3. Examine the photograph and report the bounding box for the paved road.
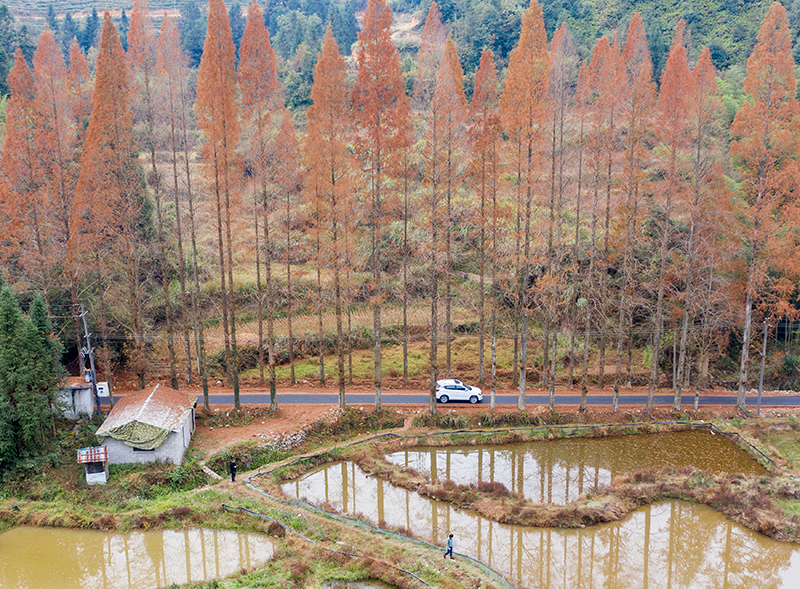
[193,392,800,407]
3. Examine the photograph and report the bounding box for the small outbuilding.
[59,377,95,419]
[77,446,109,485]
[96,384,197,465]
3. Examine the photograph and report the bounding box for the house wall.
[60,388,95,420]
[101,410,194,465]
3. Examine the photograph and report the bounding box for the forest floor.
[109,375,800,454]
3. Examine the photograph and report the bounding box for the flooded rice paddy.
[281,432,799,588]
[0,526,275,589]
[384,430,767,504]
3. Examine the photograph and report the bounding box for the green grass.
[241,335,522,384]
[773,498,800,518]
[759,432,800,470]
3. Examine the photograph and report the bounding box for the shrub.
[412,412,470,430]
[474,411,543,428]
[208,441,290,475]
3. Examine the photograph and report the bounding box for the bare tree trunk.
[155,171,179,390]
[429,123,440,415]
[445,166,452,378]
[169,127,192,386]
[222,155,240,408]
[285,190,295,385]
[333,213,345,407]
[373,159,383,412]
[518,144,533,411]
[478,162,486,386]
[402,152,410,385]
[649,175,675,410]
[254,191,265,385]
[316,220,326,385]
[212,162,232,388]
[262,196,277,411]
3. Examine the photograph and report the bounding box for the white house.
[96,384,197,465]
[59,378,95,419]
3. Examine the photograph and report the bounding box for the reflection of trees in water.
[384,432,765,505]
[0,527,274,589]
[286,462,798,588]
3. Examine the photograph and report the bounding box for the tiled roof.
[96,384,197,437]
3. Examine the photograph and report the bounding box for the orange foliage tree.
[303,27,355,407]
[196,0,242,407]
[499,0,549,409]
[158,15,210,404]
[239,0,283,408]
[578,36,621,397]
[412,0,446,111]
[675,46,728,401]
[543,22,577,407]
[129,0,181,390]
[731,2,800,410]
[650,24,691,410]
[351,0,411,411]
[72,13,147,389]
[2,51,46,299]
[33,27,83,349]
[469,47,502,407]
[615,14,655,411]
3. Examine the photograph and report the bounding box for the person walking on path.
[444,533,454,559]
[229,458,237,482]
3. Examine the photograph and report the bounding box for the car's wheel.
[469,395,479,404]
[439,394,449,404]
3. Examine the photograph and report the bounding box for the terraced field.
[7,1,184,18]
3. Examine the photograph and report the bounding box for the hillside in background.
[0,0,786,110]
[0,0,786,70]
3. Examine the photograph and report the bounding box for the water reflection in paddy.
[283,459,799,588]
[0,526,275,589]
[385,430,767,504]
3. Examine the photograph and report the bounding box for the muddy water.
[283,461,800,588]
[0,526,274,589]
[323,582,395,589]
[385,430,767,504]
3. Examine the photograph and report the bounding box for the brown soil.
[109,376,800,454]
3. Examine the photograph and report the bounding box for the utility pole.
[75,304,102,415]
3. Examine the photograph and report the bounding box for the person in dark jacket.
[229,458,237,482]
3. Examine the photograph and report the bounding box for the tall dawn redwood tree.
[157,16,210,406]
[675,46,726,403]
[2,51,48,302]
[72,13,148,389]
[616,13,655,413]
[731,1,800,411]
[499,0,549,410]
[196,0,242,408]
[412,1,446,111]
[469,47,501,408]
[651,24,691,411]
[239,0,283,410]
[304,27,355,408]
[33,27,82,353]
[351,0,411,412]
[129,0,180,391]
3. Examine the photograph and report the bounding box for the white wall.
[60,387,94,420]
[101,411,194,465]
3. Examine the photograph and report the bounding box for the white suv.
[435,379,483,404]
